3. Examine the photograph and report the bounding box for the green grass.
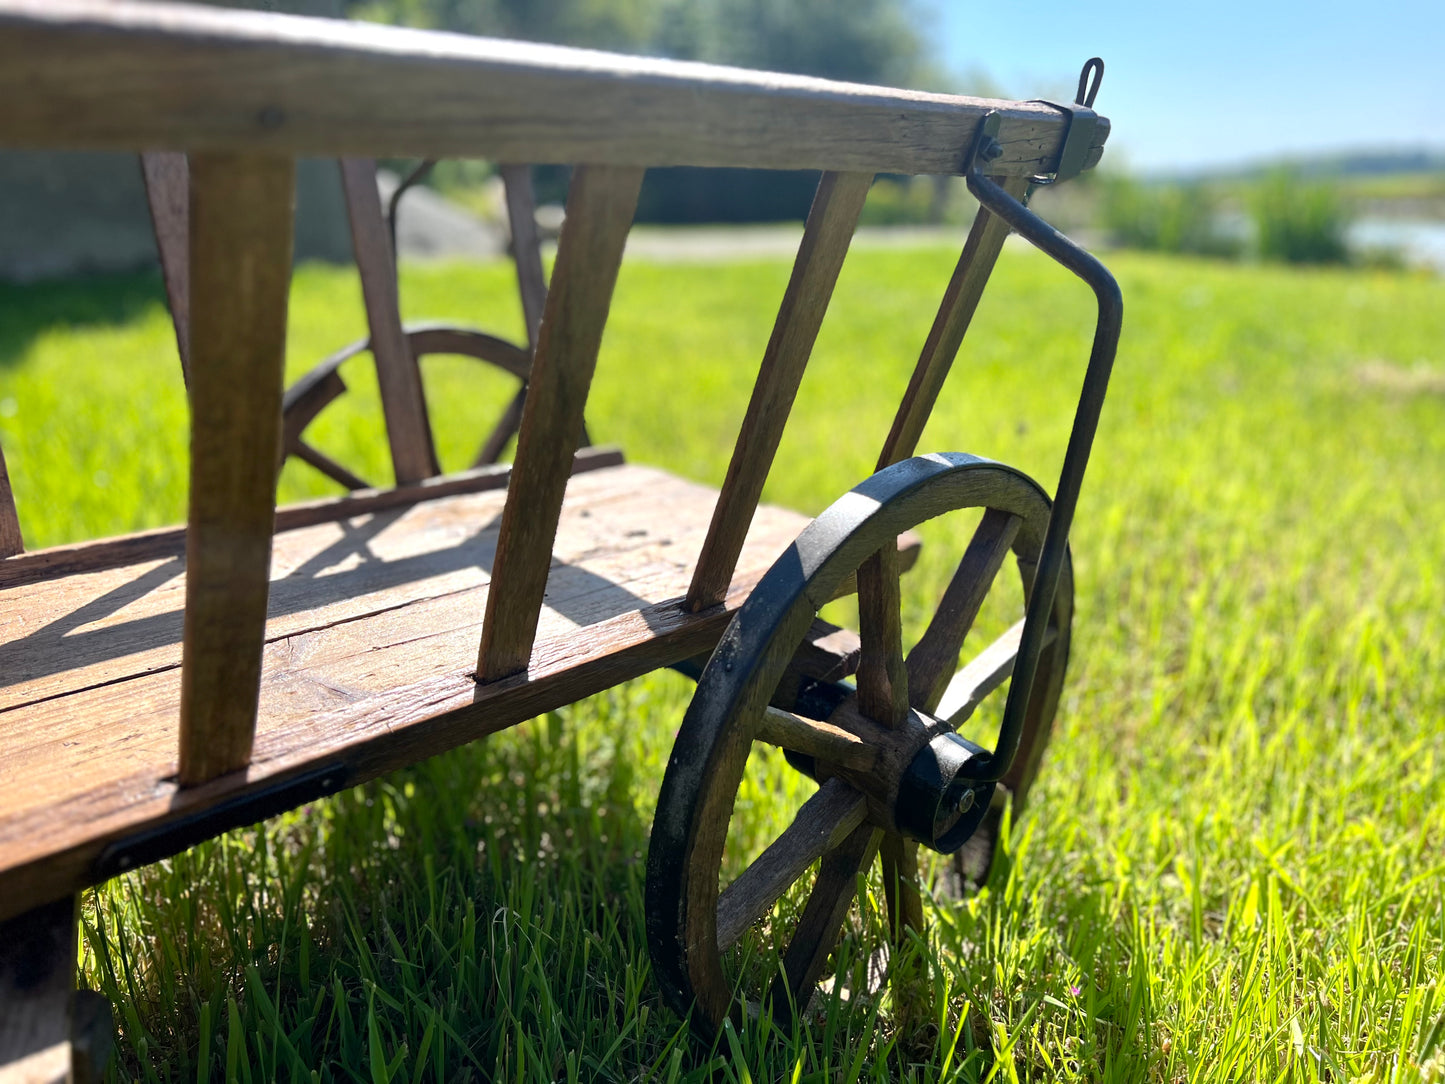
[2,244,1443,1081]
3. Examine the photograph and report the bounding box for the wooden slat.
[0,3,1109,178]
[716,777,867,951]
[476,164,643,681]
[876,174,1030,470]
[339,157,439,484]
[0,445,625,591]
[687,171,872,610]
[139,150,191,381]
[177,151,295,787]
[0,447,22,558]
[0,895,75,1082]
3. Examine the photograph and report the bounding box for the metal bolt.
[978,137,1003,163]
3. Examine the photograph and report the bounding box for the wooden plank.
[715,778,866,951]
[339,157,438,484]
[0,895,75,1083]
[686,171,871,610]
[0,467,815,921]
[0,3,1109,178]
[0,446,625,590]
[178,151,295,787]
[875,174,1030,470]
[476,164,642,681]
[0,447,22,558]
[139,150,191,381]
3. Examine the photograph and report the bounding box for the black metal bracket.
[93,763,352,880]
[958,73,1122,786]
[1024,57,1105,187]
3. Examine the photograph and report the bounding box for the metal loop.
[1075,57,1104,108]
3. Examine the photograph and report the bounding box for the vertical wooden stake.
[686,171,872,611]
[178,152,295,787]
[500,163,548,349]
[339,157,439,485]
[476,164,643,682]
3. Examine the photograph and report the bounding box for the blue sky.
[934,0,1445,173]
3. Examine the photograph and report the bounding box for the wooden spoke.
[339,157,439,485]
[291,440,371,492]
[770,822,881,1023]
[477,164,643,682]
[686,171,872,611]
[905,509,1021,714]
[879,833,924,941]
[716,778,868,951]
[178,151,295,786]
[472,386,527,468]
[935,618,1058,728]
[856,542,908,728]
[756,706,876,771]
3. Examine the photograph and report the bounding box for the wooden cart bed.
[0,456,923,922]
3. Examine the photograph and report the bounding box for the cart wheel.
[282,324,544,490]
[646,452,1072,1037]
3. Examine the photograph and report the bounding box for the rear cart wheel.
[646,452,1073,1037]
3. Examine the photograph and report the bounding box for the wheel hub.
[893,731,997,854]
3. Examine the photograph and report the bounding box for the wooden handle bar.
[0,1,1107,177]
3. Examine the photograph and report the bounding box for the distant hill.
[1162,148,1445,185]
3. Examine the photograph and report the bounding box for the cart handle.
[962,110,1123,784]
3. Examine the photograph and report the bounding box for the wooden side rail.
[0,3,1105,178]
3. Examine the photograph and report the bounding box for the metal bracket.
[957,68,1122,786]
[1026,57,1105,186]
[93,763,352,880]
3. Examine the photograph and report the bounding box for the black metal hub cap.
[894,731,997,854]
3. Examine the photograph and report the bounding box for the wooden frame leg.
[0,897,76,1083]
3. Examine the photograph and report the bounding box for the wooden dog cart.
[0,1,1119,1074]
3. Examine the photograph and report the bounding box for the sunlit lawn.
[1,242,1442,1081]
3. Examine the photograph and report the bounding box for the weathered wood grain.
[339,156,438,484]
[139,150,191,380]
[0,3,1108,178]
[0,464,818,921]
[177,151,295,787]
[715,778,866,951]
[0,896,75,1082]
[876,175,1030,470]
[687,171,872,610]
[500,163,547,348]
[477,164,642,681]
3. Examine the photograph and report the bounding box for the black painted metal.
[93,764,352,880]
[962,111,1123,785]
[894,728,997,854]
